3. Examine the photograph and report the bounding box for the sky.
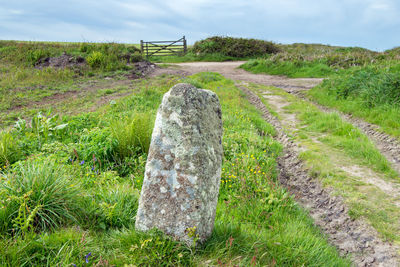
[0,0,399,51]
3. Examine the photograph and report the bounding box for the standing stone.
[135,83,223,245]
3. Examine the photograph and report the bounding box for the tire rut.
[286,90,400,176]
[237,84,399,267]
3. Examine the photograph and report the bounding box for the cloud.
[0,0,399,50]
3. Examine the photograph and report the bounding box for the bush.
[192,36,279,58]
[0,159,84,235]
[111,112,154,158]
[86,51,105,69]
[0,131,21,166]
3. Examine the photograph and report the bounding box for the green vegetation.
[240,42,400,141]
[0,71,350,266]
[0,40,146,127]
[249,83,400,243]
[308,67,400,138]
[241,43,399,78]
[111,112,154,158]
[192,36,279,58]
[151,36,280,63]
[150,52,241,63]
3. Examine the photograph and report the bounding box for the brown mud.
[35,52,85,69]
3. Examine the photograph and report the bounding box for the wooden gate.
[140,36,187,57]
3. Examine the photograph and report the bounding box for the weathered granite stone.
[135,83,223,245]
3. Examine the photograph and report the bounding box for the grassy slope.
[0,71,350,266]
[249,83,400,243]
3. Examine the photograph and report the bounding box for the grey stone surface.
[135,83,223,245]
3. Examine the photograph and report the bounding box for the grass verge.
[308,67,400,139]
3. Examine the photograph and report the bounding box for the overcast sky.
[0,0,399,51]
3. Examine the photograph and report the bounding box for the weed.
[111,112,154,158]
[0,131,21,166]
[0,159,84,235]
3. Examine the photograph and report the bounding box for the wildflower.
[80,160,85,165]
[91,166,95,171]
[85,252,92,263]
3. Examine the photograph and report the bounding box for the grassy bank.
[308,67,400,139]
[240,44,400,78]
[0,73,350,266]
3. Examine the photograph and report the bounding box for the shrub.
[0,159,83,235]
[111,112,154,158]
[192,36,280,58]
[86,51,105,69]
[0,131,21,166]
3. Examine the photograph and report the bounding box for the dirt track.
[164,62,400,266]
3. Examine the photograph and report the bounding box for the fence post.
[140,40,144,54]
[183,36,187,54]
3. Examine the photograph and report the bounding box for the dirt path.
[167,62,400,266]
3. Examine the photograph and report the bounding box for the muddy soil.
[128,61,159,79]
[35,52,85,69]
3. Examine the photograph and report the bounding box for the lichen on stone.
[135,83,223,245]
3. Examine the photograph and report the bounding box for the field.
[1,37,400,266]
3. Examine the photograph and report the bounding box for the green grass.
[240,44,399,78]
[150,52,245,63]
[0,40,147,128]
[253,84,398,180]
[241,58,335,78]
[0,72,351,266]
[308,67,400,139]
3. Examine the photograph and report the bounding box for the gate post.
[183,36,187,54]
